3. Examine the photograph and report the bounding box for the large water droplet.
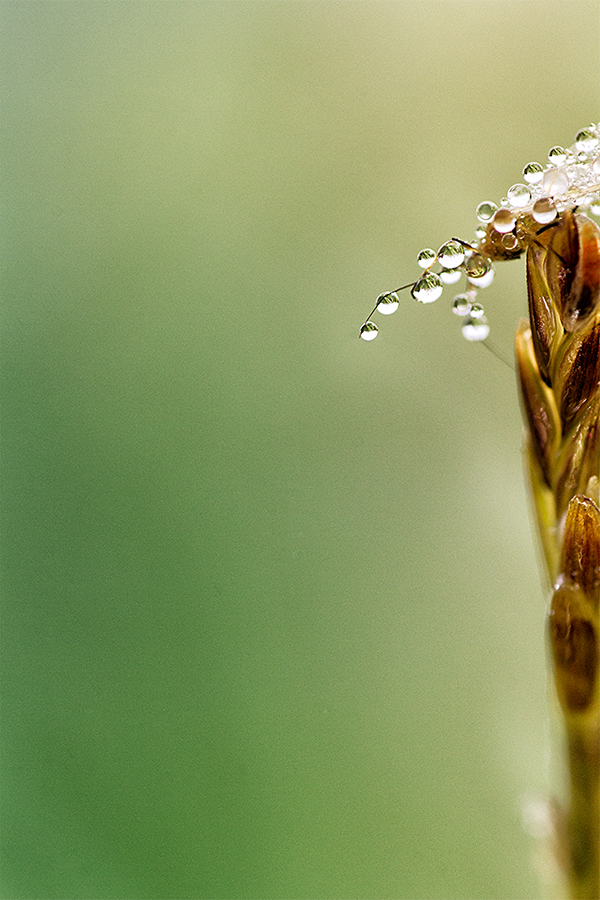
[437,240,465,269]
[452,293,472,315]
[440,268,461,284]
[548,146,567,165]
[469,303,485,319]
[492,208,516,234]
[575,128,599,154]
[507,184,531,208]
[376,292,399,314]
[360,321,378,340]
[412,272,443,303]
[462,316,489,341]
[464,253,491,278]
[417,248,436,268]
[522,162,544,184]
[476,201,498,222]
[467,262,494,288]
[542,167,570,195]
[532,197,557,224]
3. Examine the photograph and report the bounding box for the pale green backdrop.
[1,2,599,898]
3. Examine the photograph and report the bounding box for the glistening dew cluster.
[359,125,600,344]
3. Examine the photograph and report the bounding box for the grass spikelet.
[360,124,600,899]
[515,209,599,900]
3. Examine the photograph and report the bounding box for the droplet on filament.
[359,321,378,340]
[412,273,443,303]
[376,292,400,315]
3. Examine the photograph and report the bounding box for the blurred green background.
[1,2,598,898]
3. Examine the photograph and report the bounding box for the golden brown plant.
[512,210,599,900]
[361,127,600,899]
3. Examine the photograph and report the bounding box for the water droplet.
[522,798,554,840]
[440,268,461,284]
[437,240,465,269]
[593,157,600,176]
[515,219,530,240]
[575,128,599,154]
[476,201,498,222]
[360,321,378,340]
[412,272,443,303]
[532,197,557,224]
[452,294,472,315]
[464,253,491,278]
[462,316,489,341]
[417,248,437,268]
[507,184,531,208]
[376,292,399,315]
[588,193,600,216]
[542,167,570,195]
[522,162,544,184]
[492,208,516,234]
[469,303,485,319]
[467,267,494,288]
[474,224,486,240]
[548,146,567,165]
[501,233,519,250]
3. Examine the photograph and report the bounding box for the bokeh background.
[2,2,599,898]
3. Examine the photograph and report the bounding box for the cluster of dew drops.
[359,125,600,344]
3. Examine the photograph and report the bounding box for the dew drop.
[412,272,443,303]
[575,128,599,154]
[522,162,544,184]
[542,167,570,196]
[493,208,517,234]
[548,146,567,165]
[437,240,465,269]
[588,193,600,216]
[360,321,378,340]
[417,248,437,268]
[376,292,400,315]
[440,268,462,284]
[468,267,494,288]
[469,303,485,319]
[462,315,490,341]
[474,224,486,240]
[452,294,472,316]
[464,253,491,278]
[522,799,554,841]
[532,197,557,224]
[507,184,531,208]
[515,219,531,241]
[593,157,600,176]
[501,233,519,250]
[476,201,498,222]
